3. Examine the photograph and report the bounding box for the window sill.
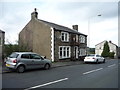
[59,57,71,59]
[61,41,69,43]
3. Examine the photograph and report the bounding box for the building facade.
[95,40,118,58]
[19,9,87,62]
[0,30,5,62]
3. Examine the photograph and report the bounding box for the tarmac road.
[2,59,119,89]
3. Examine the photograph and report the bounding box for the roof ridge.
[95,40,118,47]
[0,29,5,33]
[39,19,87,36]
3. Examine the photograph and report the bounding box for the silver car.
[5,52,52,73]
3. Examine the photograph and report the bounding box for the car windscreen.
[9,53,19,58]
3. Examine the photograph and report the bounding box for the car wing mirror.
[41,56,46,59]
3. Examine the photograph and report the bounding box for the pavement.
[0,60,84,73]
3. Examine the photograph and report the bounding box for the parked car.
[5,52,52,73]
[84,54,105,63]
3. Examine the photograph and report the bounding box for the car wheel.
[17,66,25,73]
[96,59,99,64]
[103,59,105,63]
[44,64,50,70]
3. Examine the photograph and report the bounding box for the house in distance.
[95,40,119,58]
[19,8,87,62]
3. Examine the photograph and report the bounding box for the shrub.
[109,52,115,59]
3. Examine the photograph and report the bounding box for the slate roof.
[39,19,87,36]
[95,40,118,47]
[0,30,5,33]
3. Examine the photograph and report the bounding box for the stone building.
[95,40,118,58]
[19,9,87,62]
[0,30,5,62]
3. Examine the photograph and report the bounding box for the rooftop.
[0,30,5,33]
[39,19,87,36]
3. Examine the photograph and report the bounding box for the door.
[20,54,34,69]
[96,55,102,62]
[30,54,45,68]
[74,46,78,59]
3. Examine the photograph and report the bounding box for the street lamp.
[87,14,101,54]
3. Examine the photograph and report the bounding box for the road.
[2,59,119,89]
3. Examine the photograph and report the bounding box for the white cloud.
[1,0,119,2]
[89,17,118,47]
[0,1,118,47]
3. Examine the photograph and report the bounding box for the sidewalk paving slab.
[1,61,84,73]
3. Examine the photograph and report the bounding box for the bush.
[4,44,30,58]
[109,52,115,59]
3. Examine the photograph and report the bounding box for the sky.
[0,0,119,48]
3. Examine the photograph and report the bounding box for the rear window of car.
[9,53,19,58]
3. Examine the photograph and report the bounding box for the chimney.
[72,25,78,31]
[31,8,38,19]
[109,40,112,43]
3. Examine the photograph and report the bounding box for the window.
[9,53,19,58]
[67,47,70,57]
[79,49,86,56]
[61,33,64,41]
[61,32,69,42]
[80,35,85,43]
[96,55,101,57]
[59,46,71,59]
[63,47,66,57]
[30,54,41,59]
[21,54,30,59]
[76,35,78,42]
[59,47,62,58]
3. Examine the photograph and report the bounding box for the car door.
[97,55,103,62]
[30,54,45,69]
[96,55,101,62]
[20,54,35,69]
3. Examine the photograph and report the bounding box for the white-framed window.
[59,46,71,59]
[79,48,86,56]
[61,32,69,42]
[76,35,78,42]
[80,35,85,43]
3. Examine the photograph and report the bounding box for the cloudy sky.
[0,0,119,47]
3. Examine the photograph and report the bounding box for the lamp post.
[88,14,101,54]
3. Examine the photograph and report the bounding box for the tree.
[4,40,31,58]
[101,41,110,57]
[4,44,19,57]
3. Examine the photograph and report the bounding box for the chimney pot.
[109,40,112,43]
[31,8,38,19]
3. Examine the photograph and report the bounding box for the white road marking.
[108,64,116,67]
[83,68,103,75]
[24,78,68,90]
